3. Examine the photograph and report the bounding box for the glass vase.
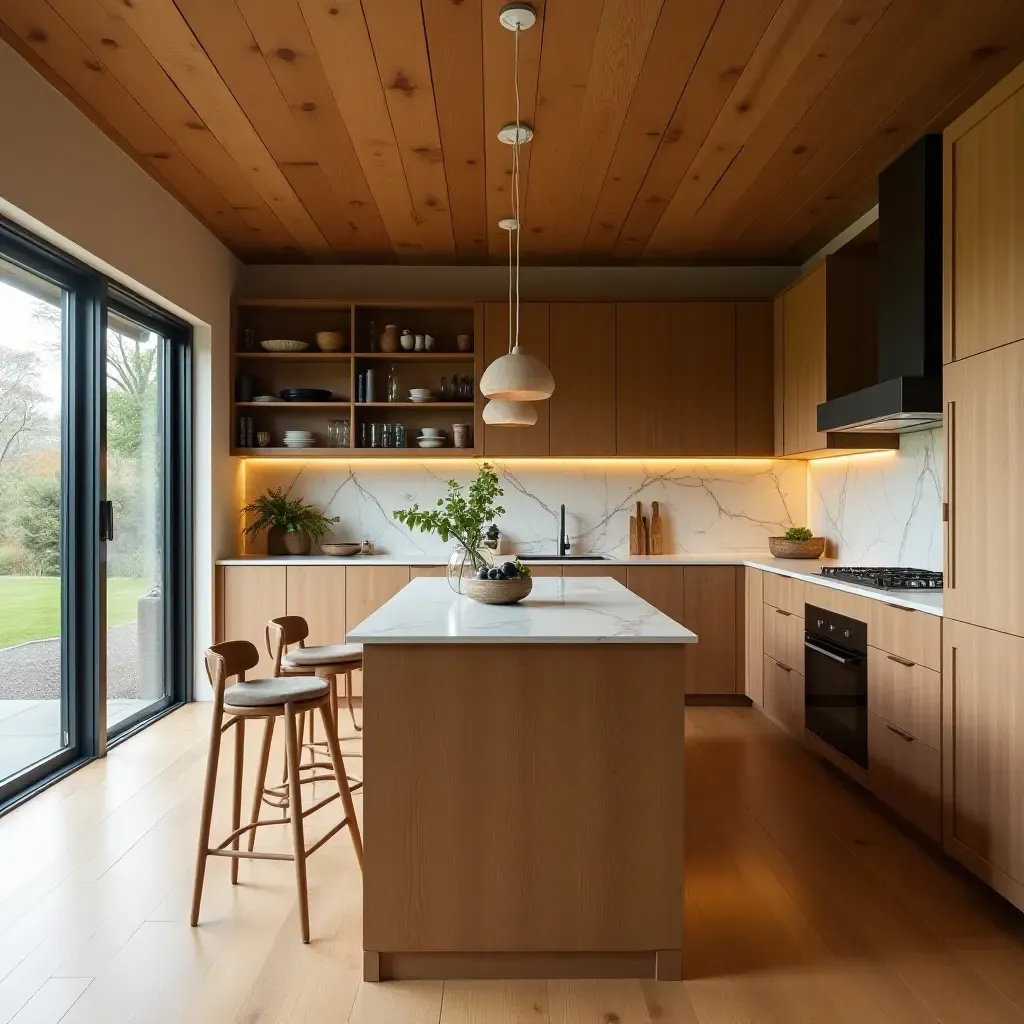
[446,543,494,594]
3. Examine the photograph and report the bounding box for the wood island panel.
[362,642,685,980]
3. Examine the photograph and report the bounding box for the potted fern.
[241,487,340,556]
[769,526,826,559]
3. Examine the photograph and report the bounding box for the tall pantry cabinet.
[942,60,1024,913]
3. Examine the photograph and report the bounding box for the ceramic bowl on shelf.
[315,330,348,352]
[417,438,446,449]
[279,388,333,402]
[420,427,443,437]
[260,339,308,353]
[251,394,277,403]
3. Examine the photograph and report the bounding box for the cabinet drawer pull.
[886,653,916,668]
[885,603,916,612]
[885,723,915,742]
[776,662,792,673]
[775,608,792,617]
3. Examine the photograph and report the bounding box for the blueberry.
[475,567,490,580]
[487,567,503,580]
[500,561,519,579]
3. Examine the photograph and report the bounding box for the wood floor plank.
[8,976,92,1024]
[347,980,444,1024]
[439,980,549,1023]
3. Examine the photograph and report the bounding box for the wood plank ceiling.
[2,0,1024,264]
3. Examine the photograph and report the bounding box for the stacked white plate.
[283,430,316,449]
[409,389,434,404]
[417,427,445,449]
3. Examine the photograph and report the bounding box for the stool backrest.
[266,615,310,676]
[205,640,259,699]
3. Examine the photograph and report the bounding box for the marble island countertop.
[219,551,943,616]
[346,576,699,645]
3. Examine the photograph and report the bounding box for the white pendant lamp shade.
[482,398,538,427]
[480,345,555,401]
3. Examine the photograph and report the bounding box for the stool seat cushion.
[224,676,328,707]
[282,643,363,669]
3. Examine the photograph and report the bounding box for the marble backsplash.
[241,459,808,558]
[807,428,943,570]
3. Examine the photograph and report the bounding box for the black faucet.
[558,504,571,557]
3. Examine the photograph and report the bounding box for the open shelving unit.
[232,300,484,457]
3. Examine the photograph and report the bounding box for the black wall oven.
[804,605,868,769]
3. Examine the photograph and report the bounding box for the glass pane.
[106,310,166,733]
[0,258,68,783]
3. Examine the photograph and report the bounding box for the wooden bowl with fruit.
[462,559,533,604]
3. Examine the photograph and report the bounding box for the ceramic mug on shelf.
[399,329,415,351]
[414,334,425,351]
[255,431,271,448]
[456,333,472,352]
[452,423,470,449]
[424,334,435,351]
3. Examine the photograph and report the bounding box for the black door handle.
[100,500,114,541]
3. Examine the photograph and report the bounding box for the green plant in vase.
[393,464,508,591]
[241,487,340,556]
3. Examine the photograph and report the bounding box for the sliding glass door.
[0,218,192,807]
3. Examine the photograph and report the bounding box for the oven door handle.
[804,640,863,666]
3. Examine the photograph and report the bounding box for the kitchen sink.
[521,554,610,561]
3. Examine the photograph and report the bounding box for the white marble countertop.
[219,552,943,616]
[346,577,699,645]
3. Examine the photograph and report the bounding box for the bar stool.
[191,640,362,944]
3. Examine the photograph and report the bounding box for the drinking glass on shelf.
[370,422,386,448]
[440,376,449,401]
[382,422,394,448]
[394,423,407,448]
[256,430,271,448]
[328,419,350,447]
[359,421,369,448]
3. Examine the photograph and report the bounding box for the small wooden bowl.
[321,542,362,557]
[315,330,348,352]
[462,576,533,604]
[768,536,826,559]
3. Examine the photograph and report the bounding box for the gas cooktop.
[818,567,943,591]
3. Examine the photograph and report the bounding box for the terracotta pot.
[266,526,288,556]
[768,536,826,559]
[379,324,399,353]
[283,529,311,556]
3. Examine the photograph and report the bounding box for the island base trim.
[363,949,683,982]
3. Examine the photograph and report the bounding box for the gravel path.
[0,622,144,699]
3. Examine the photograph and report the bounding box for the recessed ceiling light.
[498,217,520,231]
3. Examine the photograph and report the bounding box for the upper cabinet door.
[482,303,550,457]
[735,302,775,456]
[946,79,1024,364]
[548,304,616,456]
[782,265,827,455]
[616,302,736,456]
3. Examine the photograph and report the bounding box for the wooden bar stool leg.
[248,717,275,853]
[284,703,311,943]
[191,703,224,927]
[345,670,361,732]
[319,703,363,870]
[231,718,246,884]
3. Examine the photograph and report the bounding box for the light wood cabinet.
[763,604,803,674]
[616,302,736,456]
[942,619,1024,912]
[780,264,828,455]
[626,565,738,694]
[410,566,446,578]
[944,66,1024,364]
[736,302,775,455]
[944,342,1024,637]
[561,564,628,585]
[548,304,616,456]
[219,565,287,677]
[345,565,411,696]
[285,565,347,646]
[763,573,807,617]
[744,568,764,706]
[482,302,550,457]
[867,647,940,750]
[868,713,941,841]
[682,566,739,695]
[763,654,804,737]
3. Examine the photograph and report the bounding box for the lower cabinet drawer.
[763,604,804,673]
[868,712,941,840]
[763,654,804,738]
[763,573,806,616]
[867,647,941,749]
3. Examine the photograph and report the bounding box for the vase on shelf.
[380,324,399,353]
[446,543,494,595]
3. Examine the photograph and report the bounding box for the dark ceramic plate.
[279,388,334,402]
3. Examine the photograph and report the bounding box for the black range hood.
[817,135,943,434]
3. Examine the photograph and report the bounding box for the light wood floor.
[1,704,1024,1023]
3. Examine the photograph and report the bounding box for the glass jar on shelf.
[328,419,350,448]
[387,363,400,402]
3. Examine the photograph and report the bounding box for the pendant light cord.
[512,23,522,355]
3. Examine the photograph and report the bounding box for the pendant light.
[480,3,555,412]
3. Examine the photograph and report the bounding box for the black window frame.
[0,215,193,810]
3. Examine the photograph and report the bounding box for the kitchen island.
[347,575,696,982]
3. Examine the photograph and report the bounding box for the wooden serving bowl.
[461,575,533,604]
[768,536,826,559]
[321,542,362,557]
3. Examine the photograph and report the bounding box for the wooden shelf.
[355,402,474,408]
[352,352,475,361]
[237,401,350,408]
[233,447,477,458]
[235,352,353,360]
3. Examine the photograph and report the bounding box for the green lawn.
[0,576,150,649]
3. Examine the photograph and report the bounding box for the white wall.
[0,39,239,699]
